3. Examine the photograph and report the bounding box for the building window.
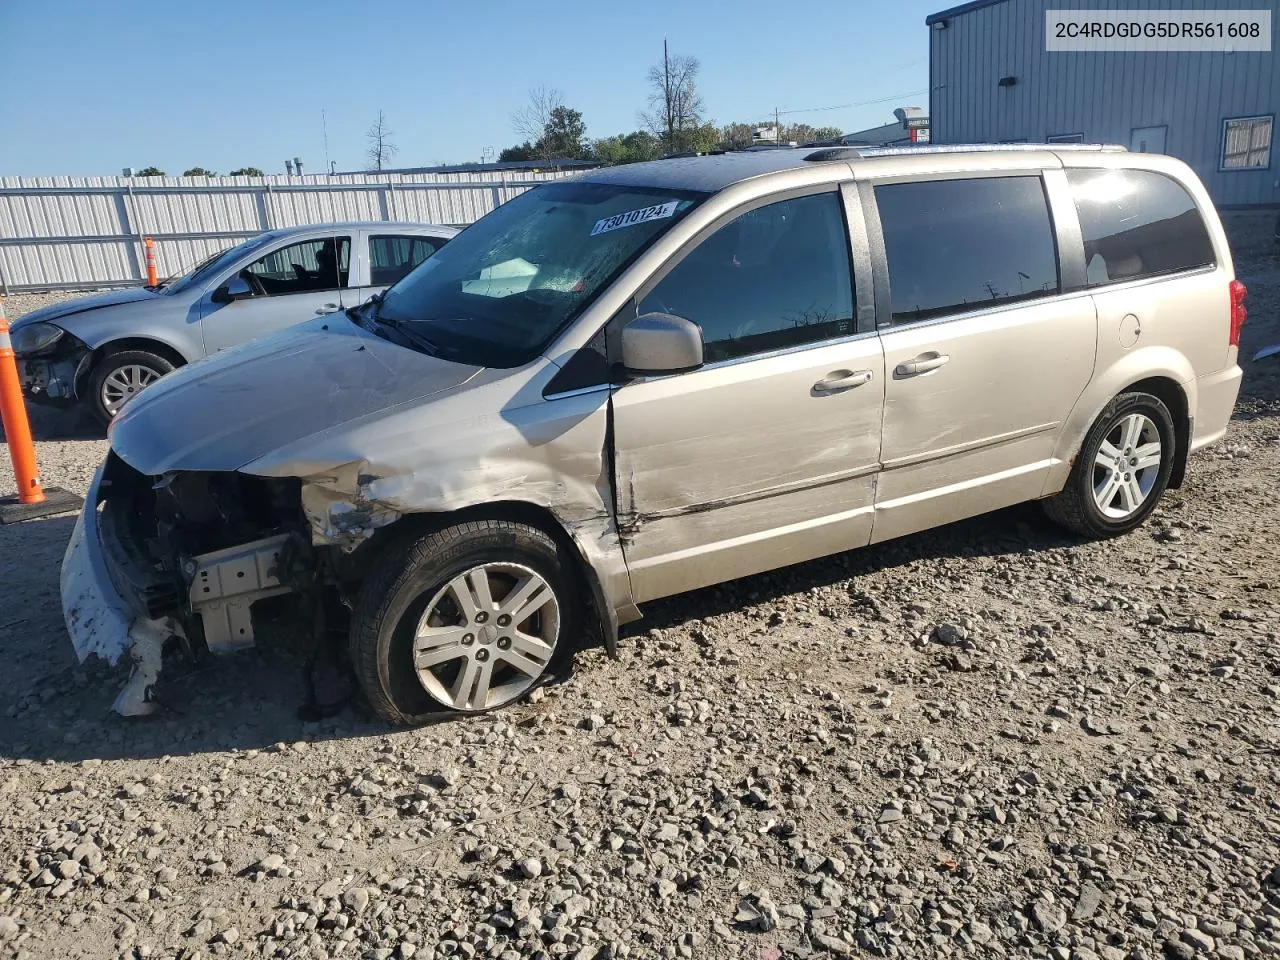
[1047,133,1084,144]
[1221,115,1273,170]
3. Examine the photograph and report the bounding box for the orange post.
[0,299,83,522]
[144,236,158,286]
[0,300,45,503]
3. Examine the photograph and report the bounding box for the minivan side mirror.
[620,312,704,376]
[211,274,255,303]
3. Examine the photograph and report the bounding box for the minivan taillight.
[1229,280,1247,346]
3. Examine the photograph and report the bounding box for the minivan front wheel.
[350,520,579,724]
[1044,391,1175,538]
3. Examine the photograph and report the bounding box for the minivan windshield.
[377,181,706,366]
[161,233,276,295]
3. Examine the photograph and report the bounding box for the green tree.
[811,126,843,140]
[537,105,588,159]
[135,166,165,176]
[718,122,759,151]
[228,166,264,177]
[498,142,536,162]
[183,166,216,177]
[592,130,662,165]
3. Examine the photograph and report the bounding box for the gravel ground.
[1,214,1278,960]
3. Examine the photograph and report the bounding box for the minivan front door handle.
[894,352,951,378]
[813,369,874,394]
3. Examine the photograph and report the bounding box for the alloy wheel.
[412,562,560,712]
[1092,413,1162,519]
[100,363,162,415]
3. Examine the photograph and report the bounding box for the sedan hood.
[12,287,161,329]
[109,316,482,475]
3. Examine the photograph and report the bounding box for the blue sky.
[0,0,940,176]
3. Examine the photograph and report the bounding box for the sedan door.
[868,174,1097,543]
[198,234,353,353]
[358,232,448,302]
[611,189,885,603]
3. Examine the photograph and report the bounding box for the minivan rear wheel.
[350,520,579,725]
[1044,391,1175,539]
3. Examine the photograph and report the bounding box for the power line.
[774,90,929,117]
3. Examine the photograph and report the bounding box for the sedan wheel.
[88,349,176,425]
[413,562,560,712]
[100,363,162,415]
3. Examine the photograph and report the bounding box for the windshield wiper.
[376,312,440,356]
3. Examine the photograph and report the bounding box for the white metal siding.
[0,170,577,291]
[930,0,1278,206]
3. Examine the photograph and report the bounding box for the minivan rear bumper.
[1189,362,1243,453]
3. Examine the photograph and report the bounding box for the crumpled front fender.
[60,464,133,666]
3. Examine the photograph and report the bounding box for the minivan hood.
[13,287,161,329]
[109,317,483,475]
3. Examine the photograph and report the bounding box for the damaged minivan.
[63,144,1245,723]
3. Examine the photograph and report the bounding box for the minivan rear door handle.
[894,352,950,378]
[813,369,873,394]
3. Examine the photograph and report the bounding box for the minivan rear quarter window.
[875,176,1060,324]
[1066,168,1215,286]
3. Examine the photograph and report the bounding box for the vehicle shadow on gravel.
[0,405,104,442]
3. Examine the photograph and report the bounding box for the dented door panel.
[612,336,885,603]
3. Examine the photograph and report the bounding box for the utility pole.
[322,110,330,176]
[775,106,781,142]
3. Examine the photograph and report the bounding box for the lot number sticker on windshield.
[590,201,679,237]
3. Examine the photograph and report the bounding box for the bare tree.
[366,111,399,171]
[643,39,705,153]
[511,86,565,160]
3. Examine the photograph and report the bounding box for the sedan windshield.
[377,181,705,366]
[161,233,276,295]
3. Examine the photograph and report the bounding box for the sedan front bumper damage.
[18,337,92,405]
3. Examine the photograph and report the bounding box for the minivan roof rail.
[804,143,1128,162]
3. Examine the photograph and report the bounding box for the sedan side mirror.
[621,312,703,376]
[211,274,254,303]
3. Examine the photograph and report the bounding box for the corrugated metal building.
[927,0,1277,206]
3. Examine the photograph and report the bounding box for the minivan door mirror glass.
[621,312,704,376]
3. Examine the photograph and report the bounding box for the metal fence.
[0,170,579,292]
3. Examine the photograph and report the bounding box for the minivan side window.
[638,192,855,363]
[369,235,444,287]
[241,237,351,295]
[875,176,1060,325]
[1066,169,1215,286]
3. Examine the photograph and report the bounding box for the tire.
[1043,391,1176,539]
[350,520,580,725]
[87,349,175,425]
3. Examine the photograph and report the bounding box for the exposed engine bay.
[93,453,353,704]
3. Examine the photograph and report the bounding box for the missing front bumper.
[61,457,313,716]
